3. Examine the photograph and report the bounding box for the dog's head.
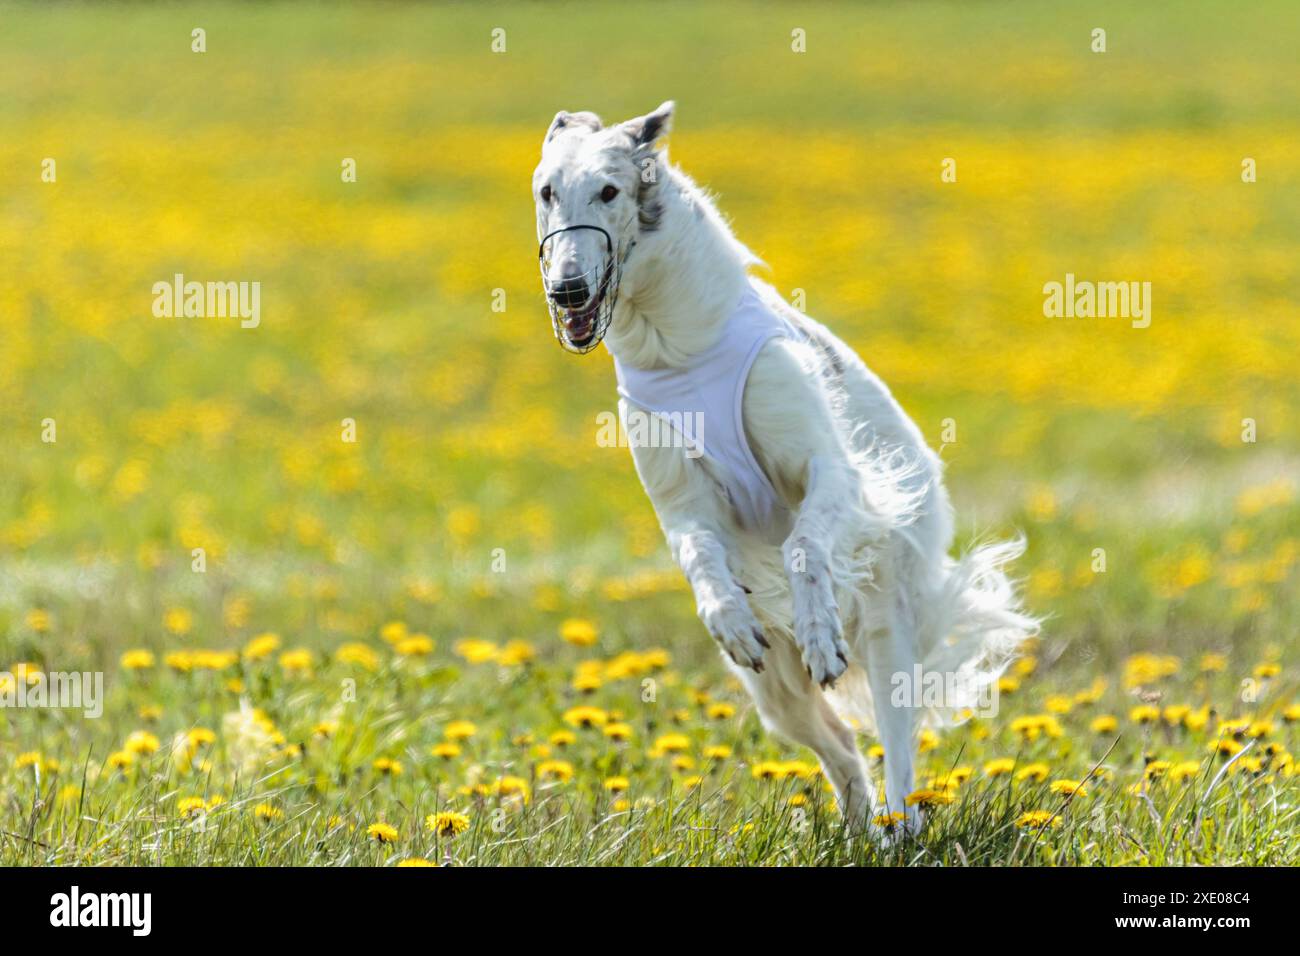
[533,101,673,352]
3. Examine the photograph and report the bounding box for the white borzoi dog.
[534,101,1037,833]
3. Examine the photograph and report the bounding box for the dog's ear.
[544,110,603,146]
[622,100,674,150]
[625,102,674,234]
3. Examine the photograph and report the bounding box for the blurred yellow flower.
[121,649,155,670]
[243,632,281,661]
[559,618,599,646]
[163,607,193,636]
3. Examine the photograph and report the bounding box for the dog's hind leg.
[735,638,876,826]
[864,565,922,831]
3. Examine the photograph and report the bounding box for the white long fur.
[535,104,1038,830]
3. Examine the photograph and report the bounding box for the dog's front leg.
[745,341,876,688]
[624,401,767,672]
[672,525,768,672]
[782,455,856,687]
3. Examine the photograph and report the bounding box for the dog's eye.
[600,185,619,202]
[540,185,552,203]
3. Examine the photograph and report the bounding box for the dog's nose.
[548,275,590,310]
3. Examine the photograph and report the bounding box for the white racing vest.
[614,284,805,532]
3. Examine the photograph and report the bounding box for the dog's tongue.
[564,310,594,336]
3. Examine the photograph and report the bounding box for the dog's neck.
[603,164,754,370]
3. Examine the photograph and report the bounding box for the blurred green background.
[1,0,1297,676]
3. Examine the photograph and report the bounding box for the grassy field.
[1,0,1298,865]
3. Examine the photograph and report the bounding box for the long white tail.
[915,535,1040,725]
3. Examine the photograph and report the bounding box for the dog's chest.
[614,286,804,534]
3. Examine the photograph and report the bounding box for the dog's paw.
[789,557,849,688]
[698,596,768,672]
[799,618,850,689]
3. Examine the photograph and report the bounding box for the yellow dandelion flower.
[603,722,633,742]
[1015,810,1060,830]
[335,642,379,670]
[1044,694,1073,715]
[1015,762,1050,783]
[430,742,461,759]
[559,618,599,647]
[278,648,313,675]
[372,757,404,776]
[604,776,630,793]
[120,649,155,670]
[984,757,1016,777]
[1073,677,1107,704]
[497,640,537,666]
[367,822,399,844]
[124,730,160,755]
[15,751,44,770]
[397,858,437,867]
[426,816,473,837]
[1123,653,1180,689]
[1210,738,1242,756]
[454,638,499,664]
[1199,653,1228,673]
[1011,714,1064,741]
[1049,779,1087,797]
[562,705,608,729]
[1145,760,1172,779]
[652,733,690,755]
[444,719,477,741]
[243,632,281,662]
[1246,720,1274,739]
[105,750,134,771]
[395,634,434,656]
[537,760,574,782]
[1218,717,1250,738]
[177,796,208,818]
[163,607,193,636]
[1090,714,1119,734]
[1129,704,1161,725]
[196,650,238,670]
[493,776,531,803]
[905,788,955,807]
